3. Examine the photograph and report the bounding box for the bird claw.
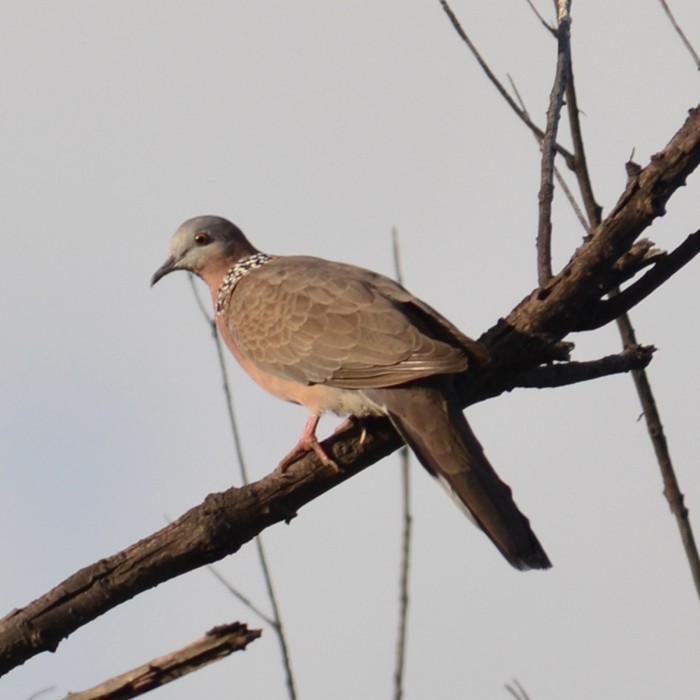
[277,435,339,473]
[333,415,367,445]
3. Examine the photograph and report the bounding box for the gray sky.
[2,2,699,699]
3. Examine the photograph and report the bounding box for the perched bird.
[152,215,550,570]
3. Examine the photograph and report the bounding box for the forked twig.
[438,0,574,166]
[523,0,555,35]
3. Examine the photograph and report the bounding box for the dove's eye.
[194,231,210,246]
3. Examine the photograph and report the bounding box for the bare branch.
[505,678,532,700]
[564,65,603,228]
[523,0,555,35]
[188,274,250,481]
[536,1,572,284]
[206,565,276,627]
[658,0,700,70]
[507,73,590,232]
[393,441,411,700]
[615,314,700,601]
[391,227,412,700]
[63,622,260,700]
[512,345,655,389]
[0,416,402,677]
[27,689,56,700]
[438,0,575,166]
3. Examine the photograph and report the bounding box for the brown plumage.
[152,215,551,571]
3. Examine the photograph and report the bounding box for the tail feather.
[366,381,551,571]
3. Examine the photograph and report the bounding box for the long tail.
[366,381,551,570]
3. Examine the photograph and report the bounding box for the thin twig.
[658,0,700,69]
[523,0,555,35]
[505,678,532,700]
[165,510,277,627]
[536,0,572,284]
[520,2,603,227]
[553,167,590,232]
[616,314,700,601]
[438,0,575,167]
[206,565,277,627]
[564,65,603,227]
[391,227,412,700]
[27,689,56,700]
[507,73,590,232]
[525,0,557,37]
[188,275,248,478]
[188,275,298,700]
[393,443,411,700]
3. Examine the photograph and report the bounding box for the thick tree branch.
[0,417,401,677]
[1,104,699,678]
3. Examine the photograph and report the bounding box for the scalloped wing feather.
[226,256,487,389]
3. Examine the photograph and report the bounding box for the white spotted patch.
[216,253,271,315]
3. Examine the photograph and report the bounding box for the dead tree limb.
[0,104,699,679]
[64,622,260,700]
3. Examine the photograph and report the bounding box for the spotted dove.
[152,215,551,570]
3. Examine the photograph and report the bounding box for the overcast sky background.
[1,2,699,699]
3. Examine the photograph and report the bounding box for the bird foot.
[277,438,338,472]
[277,415,339,472]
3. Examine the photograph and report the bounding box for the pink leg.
[277,415,337,471]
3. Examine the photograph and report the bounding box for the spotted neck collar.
[215,252,271,315]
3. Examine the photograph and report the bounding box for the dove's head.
[151,215,259,286]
